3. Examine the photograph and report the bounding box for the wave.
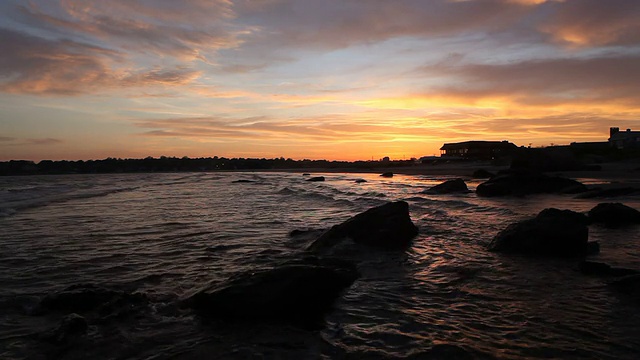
[0,186,138,217]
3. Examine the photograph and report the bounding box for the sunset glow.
[1,0,639,161]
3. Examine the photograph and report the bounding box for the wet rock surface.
[472,169,495,179]
[576,187,640,199]
[488,208,589,256]
[35,284,148,319]
[183,257,359,329]
[42,313,89,344]
[579,261,639,277]
[476,170,587,197]
[308,201,418,252]
[587,202,640,226]
[609,275,640,303]
[422,178,469,194]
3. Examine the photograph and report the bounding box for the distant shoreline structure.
[2,127,639,176]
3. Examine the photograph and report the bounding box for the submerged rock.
[308,201,418,252]
[380,172,393,178]
[576,187,639,199]
[36,284,147,317]
[609,275,640,303]
[289,228,326,244]
[306,176,325,182]
[472,169,495,179]
[422,178,469,194]
[587,203,640,227]
[183,257,358,329]
[42,313,88,344]
[488,208,589,257]
[579,261,639,277]
[354,179,367,183]
[476,169,586,197]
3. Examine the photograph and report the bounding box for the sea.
[1,171,639,359]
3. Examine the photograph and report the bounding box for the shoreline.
[2,161,639,183]
[268,161,640,182]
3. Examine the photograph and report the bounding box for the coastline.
[269,160,640,182]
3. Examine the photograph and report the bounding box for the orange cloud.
[0,29,202,95]
[538,0,640,46]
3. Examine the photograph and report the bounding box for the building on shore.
[439,140,517,160]
[609,127,640,149]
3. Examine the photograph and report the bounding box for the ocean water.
[1,171,639,359]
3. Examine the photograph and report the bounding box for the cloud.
[16,0,243,61]
[0,137,64,146]
[25,138,64,145]
[0,28,201,95]
[135,115,431,143]
[538,0,640,46]
[235,0,536,49]
[134,110,636,151]
[416,54,640,108]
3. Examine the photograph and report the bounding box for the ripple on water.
[1,172,640,359]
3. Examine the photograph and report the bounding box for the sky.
[1,0,640,161]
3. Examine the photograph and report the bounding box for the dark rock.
[182,258,358,329]
[488,208,589,256]
[579,261,639,277]
[380,172,393,178]
[36,284,147,317]
[290,229,315,237]
[423,178,469,194]
[408,344,476,360]
[577,187,639,199]
[476,169,587,197]
[472,169,495,178]
[609,275,640,303]
[308,201,418,252]
[587,203,640,226]
[289,228,326,243]
[354,179,367,183]
[302,173,311,176]
[586,241,600,255]
[306,176,325,182]
[232,179,255,183]
[43,313,88,344]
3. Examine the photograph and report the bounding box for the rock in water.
[308,201,418,251]
[183,258,358,329]
[422,178,469,194]
[476,169,587,197]
[609,275,640,303]
[579,261,639,277]
[588,203,640,226]
[43,313,88,344]
[380,172,393,178]
[576,187,639,199]
[36,284,147,317]
[472,169,495,179]
[488,208,589,256]
[354,179,367,183]
[306,176,325,182]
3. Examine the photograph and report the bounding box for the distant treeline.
[0,156,416,176]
